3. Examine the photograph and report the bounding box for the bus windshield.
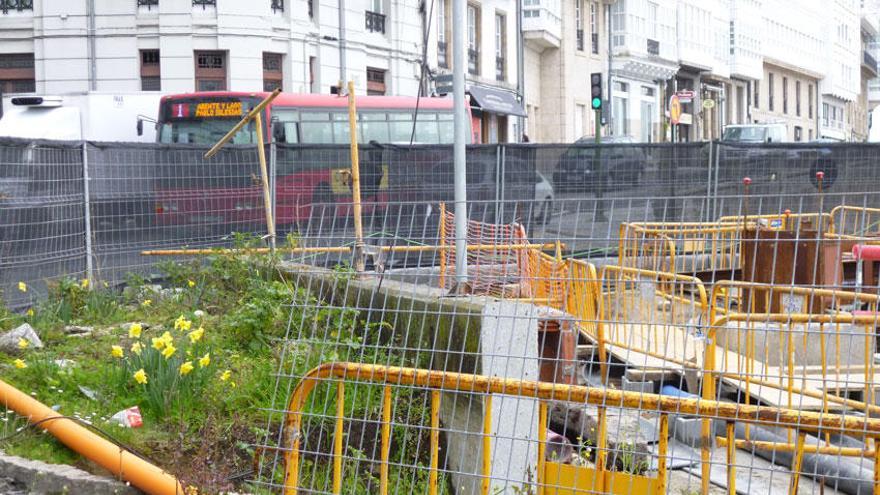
[157,97,260,145]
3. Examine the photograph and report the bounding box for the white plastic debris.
[108,406,143,428]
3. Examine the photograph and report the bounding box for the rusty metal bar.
[537,401,547,495]
[789,430,807,495]
[380,384,391,495]
[203,88,281,159]
[333,381,344,495]
[430,390,440,495]
[716,437,874,457]
[438,202,447,288]
[657,414,668,495]
[726,421,736,495]
[482,394,492,495]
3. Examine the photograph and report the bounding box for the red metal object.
[853,245,880,261]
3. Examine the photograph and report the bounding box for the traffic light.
[590,73,603,110]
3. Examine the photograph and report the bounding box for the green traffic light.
[591,97,602,109]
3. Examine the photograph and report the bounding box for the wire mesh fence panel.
[0,138,86,308]
[88,143,269,285]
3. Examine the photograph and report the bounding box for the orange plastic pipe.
[0,378,183,495]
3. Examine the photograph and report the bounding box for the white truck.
[0,92,161,142]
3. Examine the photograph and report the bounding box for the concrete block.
[621,376,654,395]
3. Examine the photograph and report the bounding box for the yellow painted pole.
[347,80,365,273]
[430,390,441,495]
[596,406,608,493]
[482,394,493,495]
[726,422,736,495]
[789,430,807,495]
[0,378,183,495]
[253,113,276,251]
[717,438,875,457]
[874,446,880,495]
[657,414,669,495]
[333,381,345,495]
[537,401,547,495]
[439,202,447,289]
[380,385,391,495]
[786,321,795,445]
[140,242,562,257]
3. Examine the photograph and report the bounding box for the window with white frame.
[575,0,584,51]
[590,2,598,54]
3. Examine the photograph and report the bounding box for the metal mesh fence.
[6,137,880,494]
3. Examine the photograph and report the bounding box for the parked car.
[552,135,647,192]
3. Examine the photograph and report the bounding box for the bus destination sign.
[195,101,243,118]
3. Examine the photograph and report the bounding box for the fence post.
[81,142,94,285]
[270,142,277,249]
[706,140,714,223]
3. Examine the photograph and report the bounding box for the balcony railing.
[576,29,584,51]
[591,33,599,54]
[438,41,449,69]
[495,56,505,81]
[864,50,878,73]
[366,10,386,34]
[1,0,32,14]
[271,0,283,13]
[192,0,216,8]
[137,0,158,8]
[647,39,659,56]
[468,48,479,76]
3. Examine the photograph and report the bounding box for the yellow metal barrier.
[829,205,880,240]
[702,312,880,495]
[281,362,880,495]
[718,212,833,232]
[618,223,676,273]
[620,222,741,274]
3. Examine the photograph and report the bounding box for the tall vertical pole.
[452,0,468,285]
[81,142,94,286]
[347,81,365,273]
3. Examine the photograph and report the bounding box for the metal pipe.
[347,80,365,272]
[140,243,562,257]
[0,378,183,494]
[253,114,276,251]
[81,142,93,285]
[87,0,97,90]
[516,0,524,141]
[338,0,346,87]
[452,0,468,285]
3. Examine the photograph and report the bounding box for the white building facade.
[0,0,427,103]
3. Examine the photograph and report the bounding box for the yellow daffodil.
[13,359,26,369]
[17,281,26,292]
[142,299,152,307]
[162,343,176,359]
[187,280,196,288]
[151,337,166,350]
[160,331,173,344]
[110,345,124,358]
[198,353,210,368]
[80,278,90,289]
[26,308,34,317]
[133,368,148,384]
[179,361,194,376]
[128,323,142,339]
[131,342,144,355]
[219,370,232,382]
[188,327,204,344]
[17,338,29,350]
[174,316,192,332]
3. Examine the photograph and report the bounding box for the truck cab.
[721,123,788,143]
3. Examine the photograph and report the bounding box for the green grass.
[0,234,436,493]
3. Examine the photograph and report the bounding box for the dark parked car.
[552,135,647,192]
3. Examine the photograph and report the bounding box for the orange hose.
[0,378,183,495]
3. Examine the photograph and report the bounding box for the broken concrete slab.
[0,453,139,495]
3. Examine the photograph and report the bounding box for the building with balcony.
[852,8,879,141]
[0,0,425,101]
[818,0,861,141]
[521,0,608,143]
[428,0,523,143]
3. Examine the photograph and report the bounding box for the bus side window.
[389,111,413,143]
[361,112,389,143]
[301,121,333,143]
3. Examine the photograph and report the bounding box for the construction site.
[3,89,880,495]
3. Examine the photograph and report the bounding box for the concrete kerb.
[0,452,140,495]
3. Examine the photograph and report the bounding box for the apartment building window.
[467,4,480,75]
[768,73,774,112]
[782,76,788,114]
[137,0,158,9]
[808,84,813,119]
[271,0,284,13]
[438,0,448,68]
[140,50,161,91]
[590,2,598,54]
[794,126,802,142]
[575,0,585,51]
[822,102,829,127]
[795,80,801,117]
[0,53,35,93]
[1,1,33,14]
[308,0,314,19]
[754,80,759,109]
[193,0,216,8]
[366,67,387,95]
[495,13,506,81]
[263,52,283,91]
[194,51,227,91]
[366,1,386,34]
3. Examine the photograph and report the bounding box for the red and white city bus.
[153,91,480,230]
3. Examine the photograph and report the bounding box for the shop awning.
[468,86,527,117]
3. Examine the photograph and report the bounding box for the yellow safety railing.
[829,205,880,240]
[565,259,605,380]
[618,223,676,273]
[620,222,741,274]
[711,280,880,318]
[718,212,833,232]
[281,362,880,495]
[702,312,880,495]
